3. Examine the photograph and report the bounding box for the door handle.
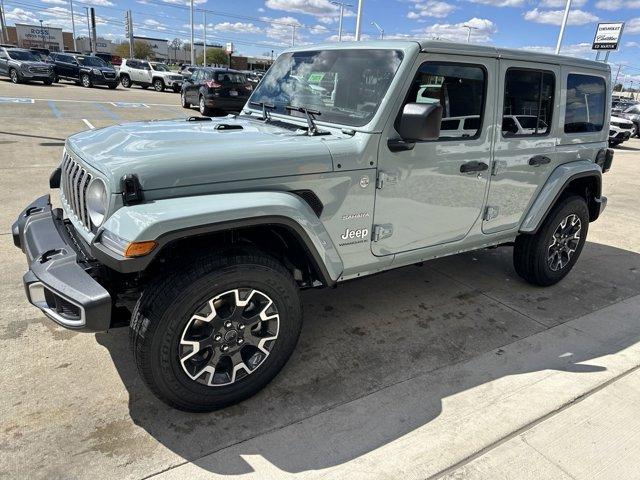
[529,155,551,166]
[460,161,489,173]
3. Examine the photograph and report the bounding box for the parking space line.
[110,102,150,108]
[0,97,34,104]
[82,119,95,130]
[93,103,120,121]
[48,101,62,118]
[27,97,179,107]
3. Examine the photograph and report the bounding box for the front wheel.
[9,68,20,84]
[120,75,131,88]
[81,73,92,88]
[180,90,191,108]
[43,78,53,86]
[513,196,589,286]
[153,78,165,92]
[130,253,302,411]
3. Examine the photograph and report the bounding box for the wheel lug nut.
[221,344,229,352]
[238,324,245,330]
[237,338,244,345]
[224,321,232,328]
[214,334,222,341]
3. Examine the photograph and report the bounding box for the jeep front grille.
[61,151,93,230]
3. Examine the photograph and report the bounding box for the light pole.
[555,0,572,54]
[355,0,364,41]
[0,0,7,44]
[291,24,296,46]
[202,9,206,66]
[39,19,45,48]
[189,0,194,65]
[84,7,92,52]
[331,1,352,42]
[69,0,77,51]
[371,21,383,39]
[462,24,478,43]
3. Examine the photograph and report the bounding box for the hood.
[611,115,634,124]
[66,116,335,192]
[154,70,182,78]
[20,60,51,68]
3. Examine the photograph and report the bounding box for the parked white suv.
[119,59,183,92]
[609,115,634,147]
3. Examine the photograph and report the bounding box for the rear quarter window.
[564,74,606,133]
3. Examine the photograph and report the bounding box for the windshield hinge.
[376,171,398,189]
[372,224,393,242]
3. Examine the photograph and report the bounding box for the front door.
[0,51,9,75]
[372,54,496,255]
[482,61,558,234]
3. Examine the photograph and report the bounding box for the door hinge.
[484,206,499,221]
[372,224,393,242]
[376,171,398,189]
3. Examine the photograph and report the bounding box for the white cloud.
[41,0,68,4]
[626,41,639,48]
[408,1,457,19]
[394,17,497,43]
[521,42,593,58]
[309,24,329,34]
[595,0,640,10]
[468,0,525,7]
[265,0,337,16]
[161,0,206,5]
[213,22,263,34]
[5,7,38,23]
[84,0,114,6]
[524,8,599,26]
[625,18,640,34]
[261,15,303,44]
[539,0,587,6]
[326,33,370,41]
[143,19,167,31]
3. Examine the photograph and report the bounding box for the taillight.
[205,80,221,89]
[244,83,253,91]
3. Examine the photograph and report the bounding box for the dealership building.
[4,24,74,51]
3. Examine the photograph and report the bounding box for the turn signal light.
[124,241,157,258]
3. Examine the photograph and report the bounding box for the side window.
[403,62,487,140]
[564,74,606,133]
[0,50,8,60]
[502,68,554,137]
[192,69,203,82]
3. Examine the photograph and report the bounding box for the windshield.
[78,56,107,67]
[249,49,403,127]
[7,50,39,61]
[152,63,170,71]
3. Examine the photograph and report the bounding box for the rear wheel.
[130,252,302,411]
[43,78,53,86]
[120,75,131,88]
[108,83,118,90]
[634,123,640,138]
[153,78,165,92]
[514,196,589,286]
[141,84,149,90]
[199,95,213,116]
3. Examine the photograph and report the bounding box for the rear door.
[482,61,559,234]
[185,69,202,103]
[0,50,9,75]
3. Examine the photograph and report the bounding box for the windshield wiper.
[249,101,275,121]
[285,105,323,136]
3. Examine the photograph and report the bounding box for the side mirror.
[398,103,442,142]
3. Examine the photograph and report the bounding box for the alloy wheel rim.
[11,70,17,82]
[547,214,581,272]
[181,92,186,105]
[82,75,89,87]
[199,97,205,113]
[179,288,280,387]
[155,80,162,91]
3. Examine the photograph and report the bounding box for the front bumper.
[164,77,183,88]
[12,195,111,332]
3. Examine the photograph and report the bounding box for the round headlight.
[87,178,108,227]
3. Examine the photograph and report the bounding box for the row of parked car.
[609,96,640,147]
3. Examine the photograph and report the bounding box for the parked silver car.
[0,47,54,84]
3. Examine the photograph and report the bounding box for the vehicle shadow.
[95,241,640,476]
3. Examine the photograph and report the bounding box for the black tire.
[141,84,149,90]
[130,252,302,411]
[108,83,118,90]
[53,75,59,83]
[43,78,53,86]
[173,85,181,93]
[634,123,640,138]
[120,75,131,88]
[153,78,165,92]
[180,90,191,108]
[514,195,589,286]
[81,73,92,88]
[199,95,213,116]
[9,68,20,84]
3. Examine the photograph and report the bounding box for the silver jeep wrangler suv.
[12,41,613,411]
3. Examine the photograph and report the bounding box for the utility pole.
[84,7,92,53]
[189,0,195,65]
[331,1,352,42]
[355,0,364,41]
[1,0,9,44]
[69,0,77,51]
[614,64,622,90]
[555,0,572,54]
[371,21,383,39]
[291,24,296,46]
[462,24,478,43]
[203,10,206,66]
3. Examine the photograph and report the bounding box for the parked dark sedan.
[47,52,118,89]
[180,68,252,116]
[0,47,54,84]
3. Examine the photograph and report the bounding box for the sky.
[3,0,640,84]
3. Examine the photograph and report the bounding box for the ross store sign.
[15,23,63,48]
[592,22,624,51]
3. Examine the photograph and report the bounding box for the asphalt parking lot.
[1,80,640,480]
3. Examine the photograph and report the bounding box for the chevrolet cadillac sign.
[592,22,624,51]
